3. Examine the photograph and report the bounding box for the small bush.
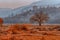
[21,25,28,31]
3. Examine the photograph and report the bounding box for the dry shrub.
[48,28,53,31]
[0,18,3,27]
[53,26,60,31]
[20,25,29,31]
[12,24,29,31]
[6,24,30,34]
[6,24,21,34]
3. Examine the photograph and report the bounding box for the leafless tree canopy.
[30,11,49,26]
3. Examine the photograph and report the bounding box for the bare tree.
[30,11,49,26]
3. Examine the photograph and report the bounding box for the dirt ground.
[0,24,60,40]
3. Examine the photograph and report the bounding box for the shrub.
[0,18,3,27]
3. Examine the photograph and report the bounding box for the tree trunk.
[39,22,41,26]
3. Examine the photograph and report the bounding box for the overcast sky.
[0,0,41,8]
[0,0,60,8]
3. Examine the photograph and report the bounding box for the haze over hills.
[1,0,60,18]
[0,8,12,18]
[0,1,60,24]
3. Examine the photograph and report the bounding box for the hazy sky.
[0,0,60,8]
[0,0,41,8]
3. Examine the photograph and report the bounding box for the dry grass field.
[0,24,60,40]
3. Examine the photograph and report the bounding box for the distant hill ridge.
[0,1,60,24]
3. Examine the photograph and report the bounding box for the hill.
[2,1,60,24]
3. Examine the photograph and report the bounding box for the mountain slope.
[0,8,12,18]
[3,7,60,24]
[3,1,60,24]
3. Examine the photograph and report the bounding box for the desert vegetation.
[0,24,59,40]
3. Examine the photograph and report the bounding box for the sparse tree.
[30,11,49,26]
[0,18,3,27]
